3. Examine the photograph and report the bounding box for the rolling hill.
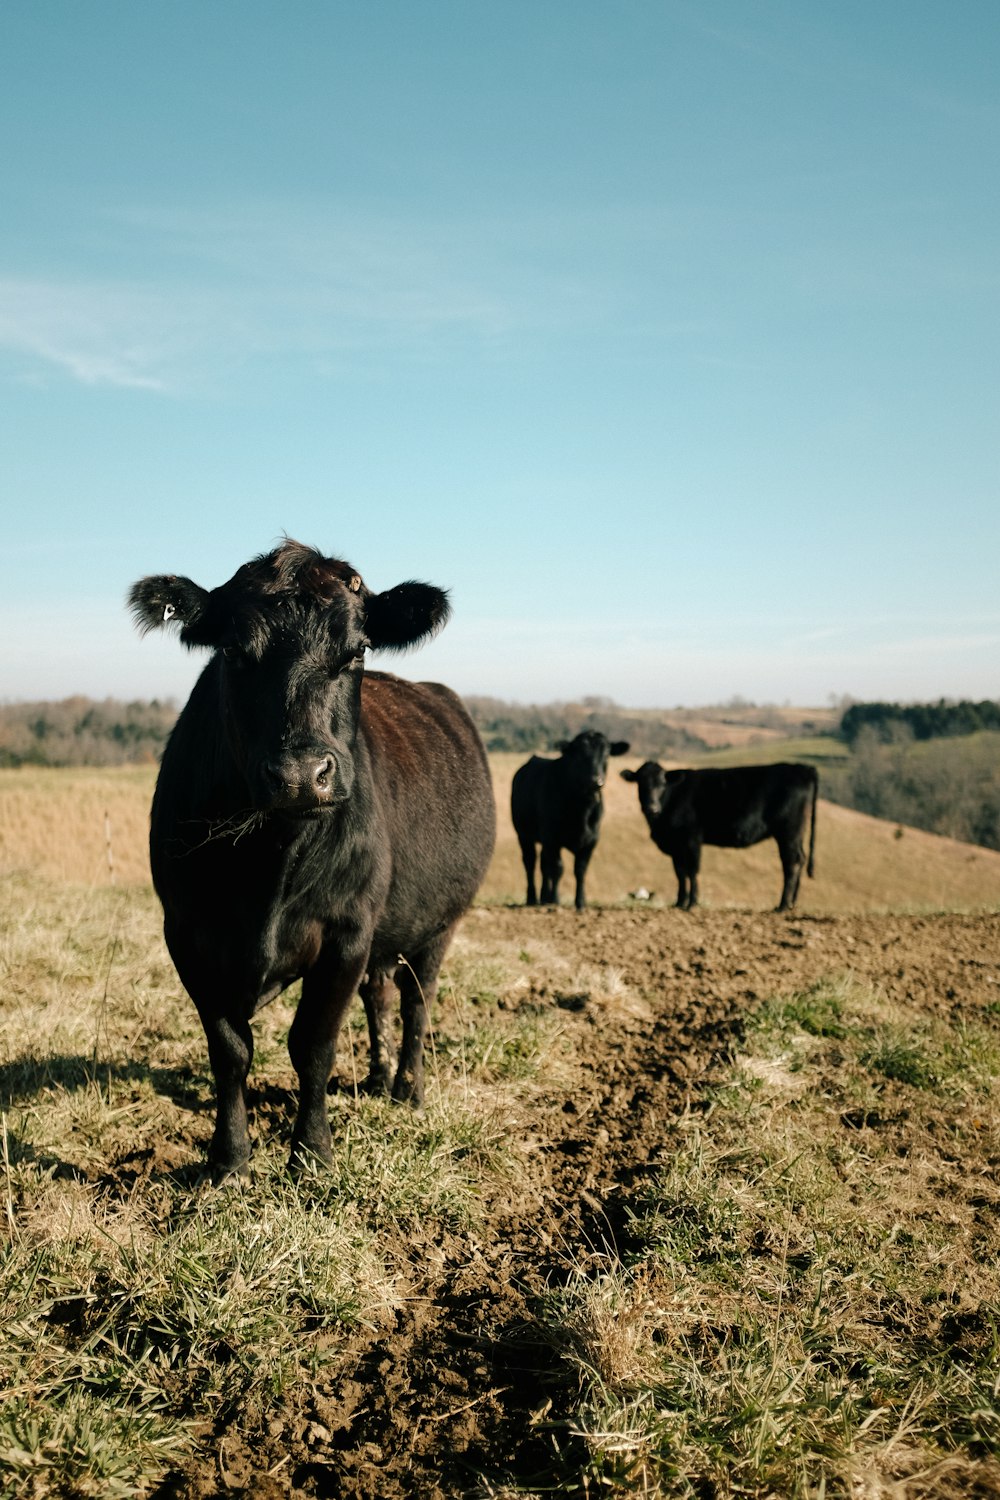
[3,758,999,914]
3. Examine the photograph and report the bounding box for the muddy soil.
[152,906,999,1500]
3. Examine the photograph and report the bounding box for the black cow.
[128,539,495,1178]
[621,761,818,911]
[511,731,629,909]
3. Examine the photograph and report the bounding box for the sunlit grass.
[536,973,1000,1498]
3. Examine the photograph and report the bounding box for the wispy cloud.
[0,279,178,390]
[0,195,712,391]
[0,201,591,391]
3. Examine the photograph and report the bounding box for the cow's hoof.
[288,1141,334,1174]
[391,1074,424,1108]
[361,1069,394,1096]
[205,1156,250,1187]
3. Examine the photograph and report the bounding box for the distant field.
[654,702,840,747]
[6,757,994,915]
[687,733,848,767]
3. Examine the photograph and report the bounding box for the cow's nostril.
[314,756,334,790]
[263,762,285,792]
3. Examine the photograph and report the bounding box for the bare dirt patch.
[147,904,999,1499]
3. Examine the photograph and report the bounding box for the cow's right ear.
[554,740,570,752]
[620,768,639,782]
[128,575,210,636]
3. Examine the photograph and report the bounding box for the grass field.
[1,761,999,1496]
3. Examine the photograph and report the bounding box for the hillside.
[3,759,1000,913]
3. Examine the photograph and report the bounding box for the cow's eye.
[221,645,243,663]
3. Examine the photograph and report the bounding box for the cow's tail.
[807,768,818,878]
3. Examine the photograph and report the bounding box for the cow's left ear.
[620,768,639,782]
[610,741,630,756]
[365,581,451,651]
[128,575,210,636]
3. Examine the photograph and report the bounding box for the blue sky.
[1,1,997,709]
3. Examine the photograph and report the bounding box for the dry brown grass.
[0,766,155,886]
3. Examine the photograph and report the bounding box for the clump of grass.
[536,972,1000,1497]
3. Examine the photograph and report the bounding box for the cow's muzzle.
[259,750,343,813]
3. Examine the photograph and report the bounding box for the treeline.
[823,729,1000,853]
[463,695,707,757]
[0,697,177,768]
[0,693,707,768]
[840,699,1000,744]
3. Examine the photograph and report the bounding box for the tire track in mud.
[160,907,999,1499]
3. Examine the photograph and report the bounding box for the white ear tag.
[163,603,176,621]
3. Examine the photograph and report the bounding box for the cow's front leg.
[539,844,563,905]
[192,1001,254,1181]
[360,968,397,1094]
[288,943,368,1168]
[671,857,689,909]
[573,846,595,910]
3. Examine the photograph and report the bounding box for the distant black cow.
[511,732,629,909]
[129,539,495,1179]
[621,761,818,911]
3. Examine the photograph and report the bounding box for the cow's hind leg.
[392,923,458,1107]
[360,968,398,1094]
[519,836,539,906]
[288,942,369,1168]
[777,837,805,911]
[539,844,564,905]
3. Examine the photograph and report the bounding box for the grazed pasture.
[1,765,998,1498]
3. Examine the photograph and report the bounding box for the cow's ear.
[610,741,630,756]
[128,575,209,636]
[620,768,638,782]
[554,740,570,753]
[365,581,450,651]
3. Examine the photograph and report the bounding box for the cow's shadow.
[0,1052,219,1187]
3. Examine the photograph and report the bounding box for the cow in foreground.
[129,540,495,1179]
[621,761,818,911]
[511,732,629,909]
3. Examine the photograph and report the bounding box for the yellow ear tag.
[348,575,361,593]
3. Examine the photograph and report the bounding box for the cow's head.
[128,539,449,814]
[621,761,686,821]
[554,731,630,797]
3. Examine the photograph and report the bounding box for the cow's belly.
[706,819,769,850]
